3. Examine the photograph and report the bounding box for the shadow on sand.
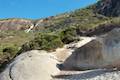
[54,69,117,80]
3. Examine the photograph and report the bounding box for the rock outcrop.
[0,19,33,30]
[62,28,120,70]
[0,50,60,80]
[96,0,120,17]
[0,18,46,31]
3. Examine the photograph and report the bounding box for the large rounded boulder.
[0,50,60,80]
[63,28,120,70]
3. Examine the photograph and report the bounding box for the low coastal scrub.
[19,27,79,53]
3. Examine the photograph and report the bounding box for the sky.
[0,0,97,19]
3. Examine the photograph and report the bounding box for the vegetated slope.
[34,6,109,32]
[0,0,119,32]
[0,4,111,32]
[0,0,120,72]
[0,31,35,72]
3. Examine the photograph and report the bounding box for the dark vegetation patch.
[17,27,79,54]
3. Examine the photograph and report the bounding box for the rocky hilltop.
[96,0,120,17]
[0,0,119,32]
[0,19,32,30]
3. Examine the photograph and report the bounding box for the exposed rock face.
[96,0,120,16]
[63,28,120,70]
[0,19,46,31]
[0,19,33,30]
[0,50,60,80]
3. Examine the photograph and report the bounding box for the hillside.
[0,0,120,72]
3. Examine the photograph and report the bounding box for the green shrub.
[19,27,80,53]
[21,32,64,52]
[59,27,78,44]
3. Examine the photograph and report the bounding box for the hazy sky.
[0,0,97,19]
